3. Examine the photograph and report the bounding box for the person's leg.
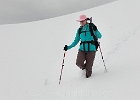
[76,50,86,69]
[85,51,96,78]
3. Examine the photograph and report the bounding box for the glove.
[64,45,68,51]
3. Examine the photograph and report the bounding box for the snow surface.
[0,0,140,100]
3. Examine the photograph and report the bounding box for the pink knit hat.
[76,14,87,22]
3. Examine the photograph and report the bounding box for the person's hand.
[64,45,68,51]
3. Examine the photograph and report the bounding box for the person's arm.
[67,31,80,50]
[95,30,102,39]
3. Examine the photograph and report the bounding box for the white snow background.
[0,0,140,100]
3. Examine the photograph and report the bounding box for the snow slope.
[0,0,140,100]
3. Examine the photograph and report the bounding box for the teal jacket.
[68,23,102,51]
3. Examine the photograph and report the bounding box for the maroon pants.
[76,50,96,76]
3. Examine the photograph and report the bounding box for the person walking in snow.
[64,14,102,78]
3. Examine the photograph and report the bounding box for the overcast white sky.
[0,0,117,25]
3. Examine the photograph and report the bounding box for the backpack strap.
[89,23,99,50]
[78,27,82,37]
[78,23,99,51]
[80,40,96,51]
[89,23,97,40]
[78,23,97,37]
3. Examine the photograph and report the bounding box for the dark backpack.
[78,22,99,51]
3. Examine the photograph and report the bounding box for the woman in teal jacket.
[64,14,102,78]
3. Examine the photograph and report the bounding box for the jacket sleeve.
[67,31,80,50]
[95,29,102,39]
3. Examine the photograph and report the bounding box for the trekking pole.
[89,17,107,72]
[59,51,66,84]
[98,44,107,72]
